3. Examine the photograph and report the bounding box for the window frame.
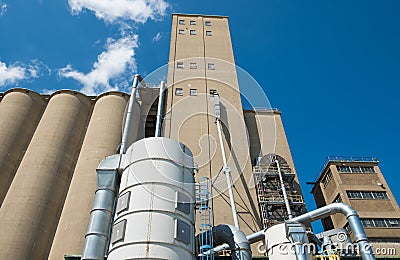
[190,30,197,35]
[190,89,197,96]
[347,190,389,200]
[337,165,375,174]
[175,88,183,96]
[333,194,342,203]
[322,169,332,187]
[209,89,218,97]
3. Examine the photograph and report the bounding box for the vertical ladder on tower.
[196,176,214,260]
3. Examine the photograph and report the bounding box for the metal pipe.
[212,224,252,260]
[275,159,293,219]
[212,203,375,260]
[211,229,266,254]
[213,94,240,229]
[81,168,119,259]
[287,203,375,260]
[286,222,309,260]
[216,118,240,229]
[120,74,141,154]
[155,81,166,137]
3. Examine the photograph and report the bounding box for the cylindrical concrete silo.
[0,90,92,260]
[0,89,45,205]
[48,92,129,260]
[108,137,196,260]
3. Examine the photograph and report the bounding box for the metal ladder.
[196,176,214,260]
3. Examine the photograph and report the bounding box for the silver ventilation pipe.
[212,224,252,260]
[155,81,166,137]
[212,203,375,260]
[275,159,293,219]
[81,155,121,259]
[214,95,240,229]
[120,74,142,154]
[82,75,142,259]
[209,229,264,255]
[287,203,375,260]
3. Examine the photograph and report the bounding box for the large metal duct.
[0,89,45,205]
[0,90,92,260]
[81,155,121,259]
[287,203,375,260]
[212,224,252,260]
[48,92,129,260]
[107,137,196,260]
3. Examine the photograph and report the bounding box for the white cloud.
[58,35,138,95]
[0,60,40,87]
[152,32,162,42]
[68,0,168,23]
[0,2,7,16]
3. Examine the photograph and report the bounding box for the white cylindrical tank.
[108,137,195,260]
[264,223,313,260]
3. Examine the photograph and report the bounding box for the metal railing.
[258,194,304,204]
[314,156,379,183]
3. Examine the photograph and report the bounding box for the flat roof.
[172,13,229,18]
[311,156,379,193]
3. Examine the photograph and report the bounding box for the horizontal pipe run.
[212,203,375,260]
[287,203,375,260]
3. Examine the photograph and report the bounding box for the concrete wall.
[0,89,45,205]
[48,92,128,259]
[0,90,92,259]
[244,110,306,205]
[165,15,262,243]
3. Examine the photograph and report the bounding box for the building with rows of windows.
[312,157,400,256]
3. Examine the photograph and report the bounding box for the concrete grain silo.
[48,92,129,260]
[0,89,46,205]
[0,90,92,260]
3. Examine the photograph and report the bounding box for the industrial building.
[0,13,396,260]
[312,157,400,256]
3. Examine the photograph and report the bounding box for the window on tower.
[208,63,215,70]
[337,165,375,173]
[322,169,332,187]
[206,31,212,36]
[190,30,196,35]
[190,89,197,96]
[179,19,185,25]
[209,89,218,96]
[347,191,389,200]
[178,29,185,35]
[190,20,196,25]
[175,88,183,96]
[205,21,212,26]
[361,218,400,228]
[177,62,184,69]
[190,63,197,69]
[333,194,342,203]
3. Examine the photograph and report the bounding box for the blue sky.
[1,0,400,231]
